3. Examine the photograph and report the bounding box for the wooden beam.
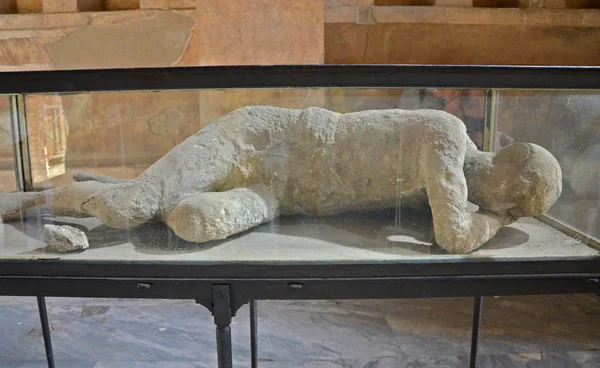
[0,0,17,14]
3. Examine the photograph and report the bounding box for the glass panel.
[0,87,597,262]
[0,96,16,192]
[496,90,599,241]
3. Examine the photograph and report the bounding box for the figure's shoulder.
[408,109,465,125]
[407,109,468,135]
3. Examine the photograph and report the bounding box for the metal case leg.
[250,300,258,368]
[216,325,233,368]
[36,297,55,368]
[213,285,233,368]
[469,296,483,368]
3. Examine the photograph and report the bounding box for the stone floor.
[0,294,599,368]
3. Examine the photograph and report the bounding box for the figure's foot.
[0,192,40,221]
[73,172,132,184]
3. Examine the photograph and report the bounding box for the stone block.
[196,0,324,65]
[174,10,199,66]
[42,0,77,13]
[0,12,89,30]
[140,0,195,8]
[0,36,54,71]
[43,11,195,69]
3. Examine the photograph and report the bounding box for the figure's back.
[139,106,468,214]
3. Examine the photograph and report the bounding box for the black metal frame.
[0,64,599,93]
[0,64,599,368]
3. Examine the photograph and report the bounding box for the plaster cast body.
[0,107,562,253]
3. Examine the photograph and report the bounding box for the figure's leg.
[164,186,278,243]
[0,180,160,229]
[0,181,113,221]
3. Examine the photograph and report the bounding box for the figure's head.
[475,143,562,217]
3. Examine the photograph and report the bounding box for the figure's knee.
[165,188,278,243]
[82,183,160,229]
[165,201,209,243]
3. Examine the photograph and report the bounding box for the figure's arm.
[423,145,506,254]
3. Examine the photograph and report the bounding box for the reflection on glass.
[0,88,596,262]
[497,90,600,240]
[0,96,16,192]
[28,89,327,189]
[417,89,488,150]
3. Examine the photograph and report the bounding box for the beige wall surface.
[197,0,325,65]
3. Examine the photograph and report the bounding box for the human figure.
[0,106,562,253]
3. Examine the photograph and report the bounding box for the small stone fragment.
[42,224,89,253]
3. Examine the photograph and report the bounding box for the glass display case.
[0,67,598,263]
[0,65,598,368]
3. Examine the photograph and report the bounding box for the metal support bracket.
[213,285,232,328]
[196,285,249,318]
[196,285,249,368]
